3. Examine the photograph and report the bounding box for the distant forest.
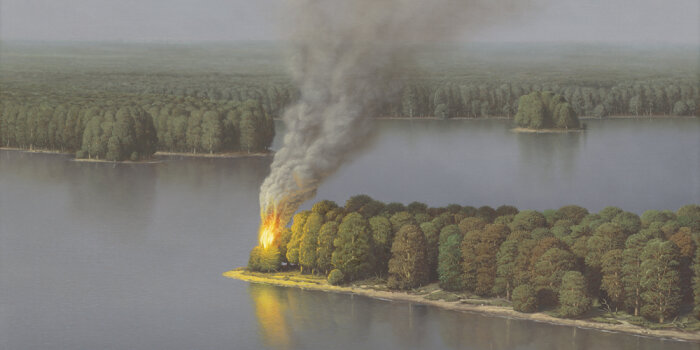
[249,196,700,324]
[0,43,698,157]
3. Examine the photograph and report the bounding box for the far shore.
[224,268,700,343]
[510,127,585,134]
[0,147,273,162]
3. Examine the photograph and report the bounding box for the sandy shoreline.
[224,269,700,343]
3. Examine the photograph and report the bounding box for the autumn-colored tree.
[600,249,625,309]
[387,225,429,290]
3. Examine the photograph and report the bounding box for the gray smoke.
[259,0,531,229]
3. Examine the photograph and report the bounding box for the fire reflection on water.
[249,284,292,349]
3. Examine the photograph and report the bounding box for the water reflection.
[247,283,696,350]
[249,284,292,349]
[515,131,584,189]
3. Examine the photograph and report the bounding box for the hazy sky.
[1,0,698,44]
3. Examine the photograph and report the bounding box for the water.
[1,118,698,350]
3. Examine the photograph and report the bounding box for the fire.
[258,211,281,249]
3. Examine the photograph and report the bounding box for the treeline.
[390,80,699,119]
[132,79,700,119]
[0,92,274,160]
[249,196,700,323]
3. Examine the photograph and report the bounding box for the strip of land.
[0,147,272,161]
[224,268,700,343]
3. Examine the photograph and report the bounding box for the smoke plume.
[259,0,531,234]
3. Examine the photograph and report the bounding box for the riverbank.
[224,268,700,343]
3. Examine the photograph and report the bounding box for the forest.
[1,43,697,158]
[0,93,275,161]
[248,196,700,324]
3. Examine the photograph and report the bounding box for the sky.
[1,0,698,44]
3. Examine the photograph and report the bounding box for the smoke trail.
[260,0,531,234]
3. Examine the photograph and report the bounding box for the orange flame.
[258,210,281,249]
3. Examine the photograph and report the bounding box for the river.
[1,118,698,349]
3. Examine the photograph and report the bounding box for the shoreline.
[0,148,273,161]
[224,269,700,343]
[510,127,585,133]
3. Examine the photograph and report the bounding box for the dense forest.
[249,196,700,324]
[1,43,697,121]
[1,43,697,157]
[0,93,275,161]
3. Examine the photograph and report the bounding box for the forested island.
[513,91,581,130]
[241,196,700,338]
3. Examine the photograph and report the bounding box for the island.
[229,196,700,342]
[512,91,583,132]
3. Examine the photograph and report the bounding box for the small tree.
[248,246,281,272]
[512,284,538,313]
[559,271,591,318]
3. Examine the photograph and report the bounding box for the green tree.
[640,239,682,323]
[559,271,591,317]
[299,212,324,273]
[390,211,417,232]
[622,231,654,316]
[421,222,440,280]
[201,110,223,153]
[369,215,393,275]
[555,205,589,224]
[438,233,464,291]
[316,221,339,274]
[387,225,429,290]
[248,246,281,272]
[495,205,519,217]
[495,230,531,299]
[286,211,311,266]
[510,210,547,232]
[512,284,538,313]
[532,248,576,305]
[331,213,373,281]
[585,223,627,269]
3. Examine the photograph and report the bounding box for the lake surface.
[1,118,698,350]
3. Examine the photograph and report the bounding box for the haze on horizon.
[1,0,698,45]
